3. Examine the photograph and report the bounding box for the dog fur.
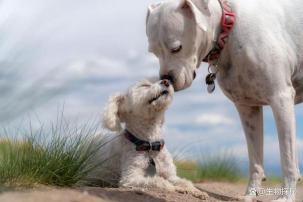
[100,78,207,199]
[146,0,303,201]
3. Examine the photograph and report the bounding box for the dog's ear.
[180,0,209,32]
[146,2,162,25]
[102,93,125,132]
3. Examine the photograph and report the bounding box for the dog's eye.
[171,45,182,54]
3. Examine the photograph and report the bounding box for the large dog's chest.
[217,70,270,106]
[217,63,303,106]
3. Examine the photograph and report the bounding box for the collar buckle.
[151,141,165,151]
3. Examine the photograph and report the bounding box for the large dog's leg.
[270,89,300,201]
[236,104,265,198]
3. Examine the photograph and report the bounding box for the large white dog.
[146,0,302,201]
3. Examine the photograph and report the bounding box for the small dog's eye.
[171,45,182,54]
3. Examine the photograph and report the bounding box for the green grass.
[0,116,246,188]
[0,128,243,187]
[176,153,242,182]
[1,125,283,188]
[0,120,108,188]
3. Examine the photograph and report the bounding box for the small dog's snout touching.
[160,74,174,84]
[160,79,170,87]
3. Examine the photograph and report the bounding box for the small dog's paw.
[175,187,187,194]
[160,181,177,192]
[175,186,208,200]
[172,178,192,187]
[191,190,209,200]
[150,177,176,192]
[119,184,136,190]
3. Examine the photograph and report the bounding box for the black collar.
[123,129,165,152]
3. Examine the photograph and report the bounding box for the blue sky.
[0,0,302,175]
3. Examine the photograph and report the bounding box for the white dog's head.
[102,79,174,132]
[146,0,214,91]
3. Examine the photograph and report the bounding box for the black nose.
[160,79,170,87]
[160,75,174,84]
[193,71,196,80]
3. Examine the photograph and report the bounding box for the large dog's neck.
[124,114,164,142]
[198,0,224,63]
[209,0,223,40]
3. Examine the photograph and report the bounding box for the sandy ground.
[197,182,303,202]
[0,182,302,202]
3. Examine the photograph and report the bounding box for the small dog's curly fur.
[99,78,207,199]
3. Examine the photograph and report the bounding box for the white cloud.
[195,113,235,126]
[66,58,131,79]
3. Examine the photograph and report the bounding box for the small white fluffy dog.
[100,78,207,199]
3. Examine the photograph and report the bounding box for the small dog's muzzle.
[160,79,170,87]
[160,75,174,84]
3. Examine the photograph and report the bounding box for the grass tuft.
[176,153,242,182]
[0,120,107,188]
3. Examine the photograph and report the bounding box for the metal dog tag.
[207,83,216,93]
[146,158,156,176]
[205,73,216,93]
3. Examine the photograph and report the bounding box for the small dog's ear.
[102,93,125,132]
[180,0,209,32]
